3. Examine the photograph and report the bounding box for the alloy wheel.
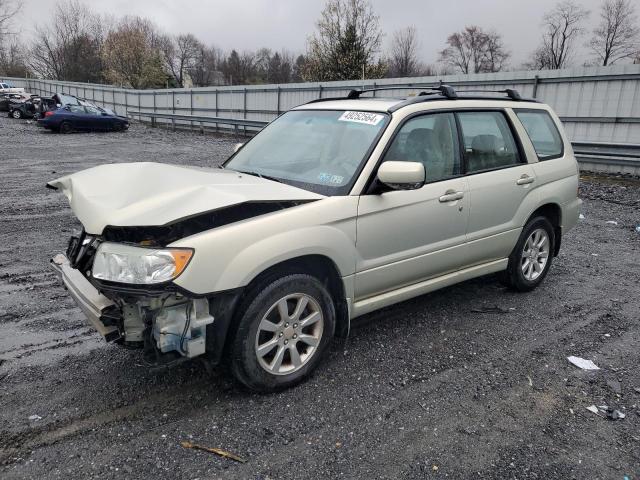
[521,228,550,281]
[255,293,324,375]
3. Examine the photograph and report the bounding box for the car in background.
[8,95,60,119]
[37,104,129,133]
[0,93,29,112]
[0,82,25,94]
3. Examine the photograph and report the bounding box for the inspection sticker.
[338,111,384,126]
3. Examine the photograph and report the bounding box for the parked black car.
[0,93,29,112]
[8,96,59,119]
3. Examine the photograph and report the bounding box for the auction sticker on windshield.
[339,111,385,126]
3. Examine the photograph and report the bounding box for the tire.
[11,109,22,119]
[59,122,73,134]
[229,273,336,392]
[502,216,555,292]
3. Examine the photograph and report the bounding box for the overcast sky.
[19,0,610,68]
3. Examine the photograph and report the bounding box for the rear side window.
[515,110,563,160]
[456,111,521,173]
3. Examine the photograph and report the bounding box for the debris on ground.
[180,440,247,463]
[567,356,600,370]
[28,415,42,421]
[579,213,585,220]
[470,305,515,314]
[605,220,618,225]
[586,405,625,420]
[606,379,622,395]
[635,225,640,233]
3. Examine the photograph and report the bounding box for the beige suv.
[49,85,581,391]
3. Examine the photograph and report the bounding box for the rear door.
[457,110,537,267]
[355,112,469,300]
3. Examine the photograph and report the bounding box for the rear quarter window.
[515,110,564,160]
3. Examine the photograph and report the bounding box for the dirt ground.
[0,115,639,480]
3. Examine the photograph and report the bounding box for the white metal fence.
[3,64,640,143]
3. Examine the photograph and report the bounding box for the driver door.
[355,112,469,300]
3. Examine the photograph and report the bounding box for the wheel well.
[243,255,349,337]
[529,203,562,256]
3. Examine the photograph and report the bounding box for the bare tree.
[439,26,509,73]
[161,33,203,87]
[190,45,223,87]
[304,0,387,81]
[589,0,639,66]
[388,26,420,77]
[29,0,104,82]
[0,0,18,39]
[102,16,167,88]
[529,0,590,69]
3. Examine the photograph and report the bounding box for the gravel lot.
[1,115,639,480]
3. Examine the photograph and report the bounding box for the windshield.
[225,109,389,196]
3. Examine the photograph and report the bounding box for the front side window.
[85,106,101,115]
[515,110,563,160]
[457,111,521,173]
[382,112,460,183]
[225,110,388,196]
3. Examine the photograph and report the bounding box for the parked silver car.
[49,85,581,391]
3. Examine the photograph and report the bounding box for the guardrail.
[127,110,267,135]
[572,141,640,174]
[127,110,640,175]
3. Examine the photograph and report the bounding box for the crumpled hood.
[48,162,323,234]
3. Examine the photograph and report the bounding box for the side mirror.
[377,161,425,190]
[233,143,244,153]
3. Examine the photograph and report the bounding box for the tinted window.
[383,113,460,183]
[516,110,563,160]
[457,111,521,173]
[69,105,85,113]
[85,106,101,115]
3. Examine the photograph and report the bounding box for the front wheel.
[229,274,336,392]
[11,109,22,119]
[503,216,555,292]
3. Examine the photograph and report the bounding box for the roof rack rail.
[305,84,536,110]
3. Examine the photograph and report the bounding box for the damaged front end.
[50,230,222,366]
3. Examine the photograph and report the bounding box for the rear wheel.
[11,109,22,119]
[503,216,555,292]
[229,274,335,392]
[59,121,73,134]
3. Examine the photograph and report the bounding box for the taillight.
[44,111,55,117]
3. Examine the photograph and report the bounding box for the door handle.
[439,190,464,203]
[516,174,535,185]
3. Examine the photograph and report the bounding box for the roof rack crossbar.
[454,88,523,100]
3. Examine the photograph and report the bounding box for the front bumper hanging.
[50,253,121,342]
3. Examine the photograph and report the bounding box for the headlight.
[92,243,193,285]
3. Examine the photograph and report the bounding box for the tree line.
[0,0,638,89]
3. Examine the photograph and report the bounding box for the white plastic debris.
[635,225,640,233]
[586,405,625,420]
[567,356,600,370]
[606,220,618,225]
[579,213,585,220]
[28,414,42,421]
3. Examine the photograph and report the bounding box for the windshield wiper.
[234,169,284,184]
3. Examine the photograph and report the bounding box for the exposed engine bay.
[62,229,215,366]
